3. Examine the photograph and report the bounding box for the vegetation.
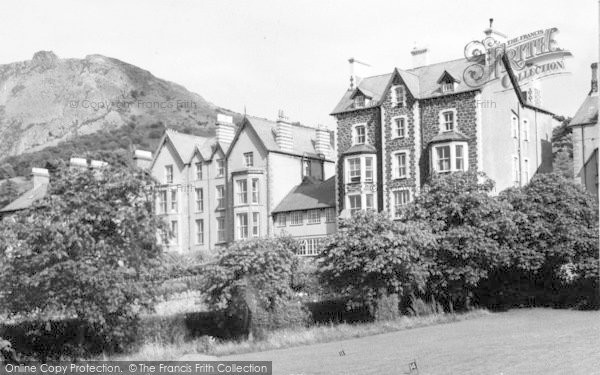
[0,163,167,357]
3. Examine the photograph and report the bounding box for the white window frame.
[170,188,178,213]
[392,85,406,107]
[364,156,374,182]
[431,142,469,173]
[237,213,248,239]
[195,187,204,212]
[347,157,362,183]
[365,193,374,211]
[165,165,173,184]
[523,158,530,183]
[244,152,254,167]
[170,220,178,245]
[195,162,202,180]
[195,219,204,245]
[512,155,519,186]
[216,159,225,177]
[352,124,367,145]
[251,178,260,204]
[392,116,407,139]
[348,194,362,215]
[158,190,167,214]
[307,209,321,224]
[216,217,225,242]
[237,179,248,204]
[442,81,454,93]
[522,119,529,141]
[290,211,303,226]
[216,185,225,209]
[354,95,366,108]
[439,109,457,132]
[393,189,411,218]
[252,212,260,237]
[392,151,409,179]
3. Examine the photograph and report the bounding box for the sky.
[0,0,597,129]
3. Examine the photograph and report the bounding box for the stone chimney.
[315,125,330,156]
[70,157,88,169]
[590,63,598,95]
[276,110,293,152]
[348,58,371,90]
[411,46,429,68]
[216,114,235,145]
[31,168,49,188]
[133,150,153,170]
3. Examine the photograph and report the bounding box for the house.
[225,113,336,244]
[272,176,336,256]
[0,168,49,216]
[569,63,598,200]
[331,25,559,218]
[147,114,234,253]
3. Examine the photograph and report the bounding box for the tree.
[0,179,20,208]
[401,172,519,309]
[317,210,434,314]
[0,163,167,353]
[495,173,599,309]
[0,164,16,179]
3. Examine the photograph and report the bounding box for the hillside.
[0,51,239,176]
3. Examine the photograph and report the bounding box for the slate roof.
[331,58,478,115]
[0,183,48,213]
[569,94,598,127]
[242,116,335,160]
[341,144,377,155]
[272,176,335,214]
[429,131,470,144]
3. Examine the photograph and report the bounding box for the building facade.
[332,28,558,218]
[569,63,599,200]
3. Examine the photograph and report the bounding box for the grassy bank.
[108,309,490,360]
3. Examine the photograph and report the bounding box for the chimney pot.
[276,113,293,152]
[411,46,429,68]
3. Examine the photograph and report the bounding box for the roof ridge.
[406,56,468,72]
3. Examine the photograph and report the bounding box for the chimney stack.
[216,114,235,145]
[348,58,371,90]
[69,158,108,169]
[590,63,598,94]
[133,150,153,170]
[276,110,293,152]
[31,168,49,188]
[411,46,429,68]
[315,125,330,157]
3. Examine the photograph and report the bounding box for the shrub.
[317,210,434,316]
[400,171,519,310]
[0,164,167,357]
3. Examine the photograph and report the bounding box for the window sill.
[392,176,408,180]
[290,223,304,226]
[391,136,406,140]
[307,222,321,225]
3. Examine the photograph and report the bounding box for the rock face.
[0,51,224,158]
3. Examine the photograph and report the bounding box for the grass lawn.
[218,309,599,375]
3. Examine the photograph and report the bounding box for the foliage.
[553,148,574,178]
[401,172,520,309]
[0,163,168,355]
[491,173,599,309]
[202,236,299,311]
[317,210,434,314]
[0,179,20,208]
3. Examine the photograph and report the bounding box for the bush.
[406,295,445,317]
[318,210,434,316]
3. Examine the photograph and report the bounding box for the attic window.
[354,95,366,108]
[442,81,454,93]
[392,85,406,107]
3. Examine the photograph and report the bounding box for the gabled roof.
[272,176,335,214]
[151,129,225,170]
[331,58,479,115]
[0,183,48,213]
[569,95,598,127]
[436,70,461,84]
[227,116,335,160]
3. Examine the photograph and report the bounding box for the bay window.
[365,157,373,182]
[237,213,248,239]
[237,180,248,204]
[431,142,468,173]
[348,158,361,183]
[348,195,361,215]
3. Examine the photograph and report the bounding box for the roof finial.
[489,18,494,29]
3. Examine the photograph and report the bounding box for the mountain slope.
[0,51,237,161]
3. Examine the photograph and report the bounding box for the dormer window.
[431,142,468,173]
[354,95,366,108]
[352,124,366,145]
[392,85,406,107]
[442,81,454,93]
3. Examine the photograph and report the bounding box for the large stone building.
[146,113,336,254]
[569,63,598,200]
[331,27,559,218]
